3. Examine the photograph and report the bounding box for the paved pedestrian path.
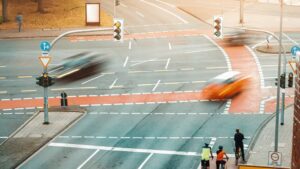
[247,106,293,167]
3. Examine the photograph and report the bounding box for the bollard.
[60,91,68,107]
[16,13,23,32]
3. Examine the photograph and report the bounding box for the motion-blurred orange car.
[201,71,251,99]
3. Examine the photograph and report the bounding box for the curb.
[255,45,292,54]
[246,104,294,161]
[0,107,86,169]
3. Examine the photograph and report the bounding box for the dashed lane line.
[81,74,105,85]
[165,58,170,69]
[168,42,172,50]
[152,80,161,92]
[17,76,32,79]
[123,56,129,67]
[21,90,37,93]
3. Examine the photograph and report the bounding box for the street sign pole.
[39,41,51,125]
[43,66,49,124]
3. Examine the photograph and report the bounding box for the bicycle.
[220,159,228,169]
[234,146,241,166]
[201,156,213,169]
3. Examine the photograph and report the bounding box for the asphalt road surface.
[0,0,299,169]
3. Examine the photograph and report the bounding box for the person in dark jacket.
[234,128,245,161]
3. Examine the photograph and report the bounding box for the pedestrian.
[16,12,23,32]
[216,145,229,169]
[234,128,245,162]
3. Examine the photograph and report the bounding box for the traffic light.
[115,0,120,6]
[36,73,55,87]
[275,77,278,86]
[280,73,285,89]
[113,18,124,41]
[36,76,43,86]
[213,16,223,38]
[288,72,293,88]
[42,73,55,87]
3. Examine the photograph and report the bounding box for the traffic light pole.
[280,0,285,126]
[43,67,49,125]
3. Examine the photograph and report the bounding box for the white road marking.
[21,90,37,93]
[0,136,9,138]
[155,0,176,8]
[110,78,118,89]
[128,41,132,50]
[120,3,127,7]
[184,48,217,54]
[51,87,97,91]
[0,65,6,68]
[136,11,145,18]
[152,80,161,91]
[49,142,236,157]
[223,100,231,114]
[77,149,100,169]
[165,58,170,69]
[168,42,172,50]
[246,45,265,88]
[140,0,188,24]
[206,66,227,69]
[130,59,156,67]
[123,56,129,67]
[209,137,217,149]
[17,76,32,78]
[264,77,277,79]
[283,33,299,45]
[138,153,154,169]
[0,77,6,80]
[0,91,7,94]
[81,74,105,85]
[204,35,231,71]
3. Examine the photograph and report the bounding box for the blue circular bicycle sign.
[291,45,300,56]
[40,41,51,51]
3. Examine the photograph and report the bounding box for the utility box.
[85,0,100,26]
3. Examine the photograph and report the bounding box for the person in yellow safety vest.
[201,143,213,168]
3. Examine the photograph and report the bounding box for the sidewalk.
[0,107,85,169]
[174,0,300,31]
[247,105,293,167]
[0,27,112,39]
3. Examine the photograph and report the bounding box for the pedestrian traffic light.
[280,73,285,89]
[213,16,223,38]
[36,75,43,86]
[288,72,293,88]
[113,18,124,41]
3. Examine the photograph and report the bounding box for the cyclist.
[216,145,229,169]
[201,143,213,168]
[234,128,245,161]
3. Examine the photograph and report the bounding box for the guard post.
[60,91,68,107]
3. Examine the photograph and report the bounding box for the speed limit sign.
[268,151,282,166]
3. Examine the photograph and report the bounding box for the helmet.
[204,143,209,147]
[218,145,223,150]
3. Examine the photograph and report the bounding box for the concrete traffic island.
[0,106,85,169]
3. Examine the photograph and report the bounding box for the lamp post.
[274,0,284,152]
